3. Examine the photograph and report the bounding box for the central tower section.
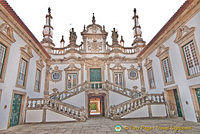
[81,14,108,53]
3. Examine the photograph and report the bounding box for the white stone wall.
[142,11,200,122]
[0,29,47,129]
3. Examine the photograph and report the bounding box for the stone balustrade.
[26,98,45,110]
[107,93,165,119]
[46,99,86,121]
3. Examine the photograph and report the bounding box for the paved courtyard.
[0,117,200,134]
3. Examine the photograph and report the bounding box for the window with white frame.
[114,72,123,87]
[162,57,173,83]
[182,41,200,76]
[147,67,155,89]
[67,73,77,89]
[0,43,6,78]
[35,69,41,91]
[17,58,27,86]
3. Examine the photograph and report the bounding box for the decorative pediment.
[110,63,126,70]
[64,63,80,71]
[174,25,195,44]
[144,58,152,69]
[156,44,169,57]
[0,22,16,43]
[20,45,33,60]
[36,59,44,69]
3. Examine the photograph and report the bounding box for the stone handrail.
[46,99,86,121]
[105,43,138,54]
[26,97,86,121]
[51,44,84,55]
[106,81,142,99]
[26,98,45,110]
[49,81,142,101]
[107,93,165,119]
[49,82,88,101]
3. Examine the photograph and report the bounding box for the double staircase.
[26,81,165,122]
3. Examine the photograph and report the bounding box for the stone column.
[44,60,50,97]
[138,58,146,94]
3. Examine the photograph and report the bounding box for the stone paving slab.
[0,117,200,134]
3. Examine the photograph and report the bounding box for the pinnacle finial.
[60,35,65,43]
[134,8,136,15]
[92,13,96,24]
[48,7,51,14]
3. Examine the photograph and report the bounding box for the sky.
[7,0,186,47]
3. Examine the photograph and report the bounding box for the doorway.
[88,95,105,116]
[165,88,183,117]
[10,93,23,127]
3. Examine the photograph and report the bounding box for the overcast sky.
[7,0,186,47]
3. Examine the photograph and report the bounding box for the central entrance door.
[88,95,105,116]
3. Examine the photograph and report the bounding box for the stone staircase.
[26,81,164,122]
[106,93,165,119]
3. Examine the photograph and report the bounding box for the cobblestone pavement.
[0,117,200,134]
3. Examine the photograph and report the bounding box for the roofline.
[0,0,51,59]
[137,0,193,58]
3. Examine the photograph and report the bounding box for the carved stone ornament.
[111,28,119,45]
[64,63,80,71]
[174,25,195,44]
[144,58,152,69]
[0,22,16,43]
[36,59,44,69]
[127,65,139,80]
[110,63,126,70]
[87,40,102,52]
[156,44,169,57]
[20,45,33,60]
[50,65,62,82]
[69,28,77,45]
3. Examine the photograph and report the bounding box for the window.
[114,72,123,87]
[147,68,155,89]
[162,57,173,83]
[0,43,6,78]
[67,73,77,89]
[17,58,27,86]
[182,41,200,76]
[34,69,41,92]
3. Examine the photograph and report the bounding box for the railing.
[26,97,45,110]
[46,99,86,121]
[50,43,139,55]
[26,97,86,121]
[49,82,88,101]
[107,93,165,119]
[51,44,84,55]
[106,81,142,99]
[105,43,138,54]
[49,81,142,101]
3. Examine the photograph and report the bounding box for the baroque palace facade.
[0,0,200,130]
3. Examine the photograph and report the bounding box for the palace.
[0,0,200,130]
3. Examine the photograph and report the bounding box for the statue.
[111,28,119,45]
[69,28,77,44]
